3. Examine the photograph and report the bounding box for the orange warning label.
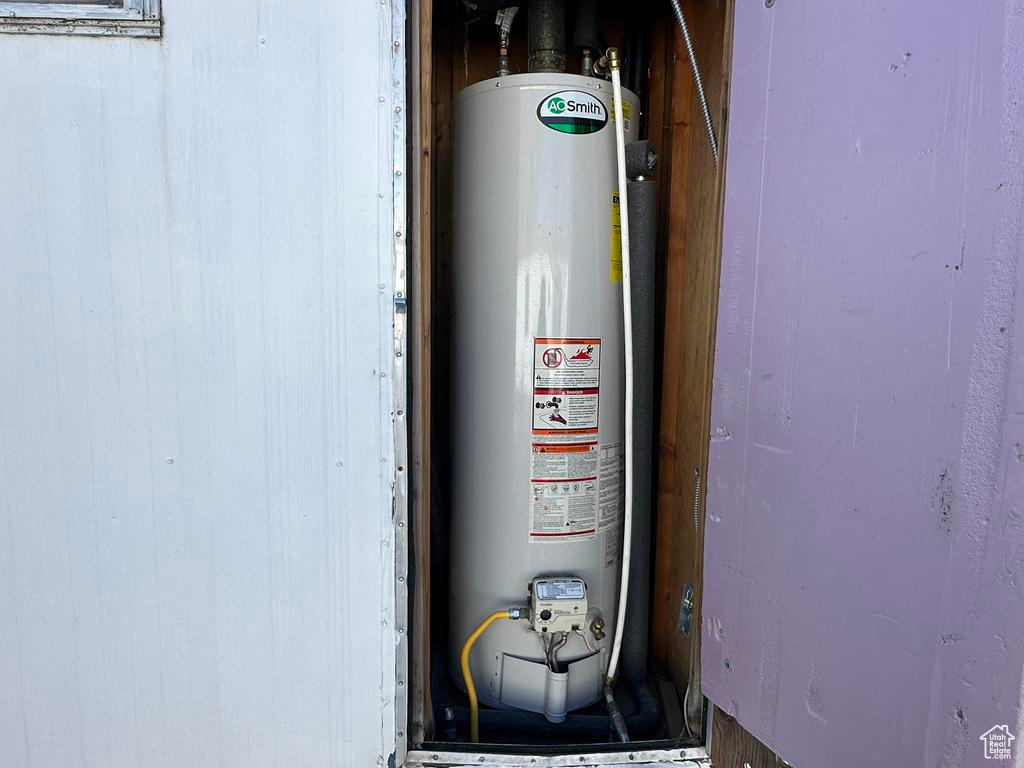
[531,442,600,479]
[532,338,601,446]
[534,339,601,391]
[532,443,597,453]
[533,389,599,433]
[529,337,603,541]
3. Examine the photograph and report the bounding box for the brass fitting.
[592,47,619,78]
[606,46,621,72]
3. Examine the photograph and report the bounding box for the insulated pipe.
[528,0,566,72]
[572,0,601,50]
[573,0,602,75]
[625,139,658,178]
[622,175,657,686]
[606,48,633,693]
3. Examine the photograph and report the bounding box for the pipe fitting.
[607,46,621,71]
[580,47,594,76]
[603,683,631,743]
[528,0,566,73]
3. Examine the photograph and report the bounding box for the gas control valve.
[529,577,588,633]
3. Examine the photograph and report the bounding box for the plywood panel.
[711,707,781,768]
[410,0,434,747]
[704,3,1024,767]
[0,2,400,765]
[651,0,734,738]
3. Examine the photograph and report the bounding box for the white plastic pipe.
[605,59,633,685]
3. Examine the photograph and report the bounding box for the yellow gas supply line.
[461,609,520,743]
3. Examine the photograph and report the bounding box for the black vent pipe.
[528,0,566,72]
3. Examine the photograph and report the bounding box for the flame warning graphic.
[567,345,594,365]
[533,339,601,438]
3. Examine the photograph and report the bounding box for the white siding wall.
[0,2,399,766]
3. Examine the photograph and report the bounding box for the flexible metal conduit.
[668,0,719,166]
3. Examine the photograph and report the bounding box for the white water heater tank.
[449,73,640,717]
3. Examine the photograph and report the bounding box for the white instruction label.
[533,338,601,445]
[598,442,624,566]
[604,524,622,568]
[529,479,599,541]
[529,443,598,542]
[598,442,624,532]
[535,578,587,601]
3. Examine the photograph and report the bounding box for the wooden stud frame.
[407,2,779,765]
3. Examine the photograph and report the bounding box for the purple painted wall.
[703,3,1024,768]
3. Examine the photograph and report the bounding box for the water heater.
[449,73,640,720]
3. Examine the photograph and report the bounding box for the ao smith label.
[537,90,608,135]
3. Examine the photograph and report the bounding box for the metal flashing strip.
[389,0,410,764]
[405,746,711,767]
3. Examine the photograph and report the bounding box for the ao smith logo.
[537,90,608,134]
[547,96,568,113]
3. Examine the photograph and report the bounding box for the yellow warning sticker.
[610,100,632,131]
[610,193,622,282]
